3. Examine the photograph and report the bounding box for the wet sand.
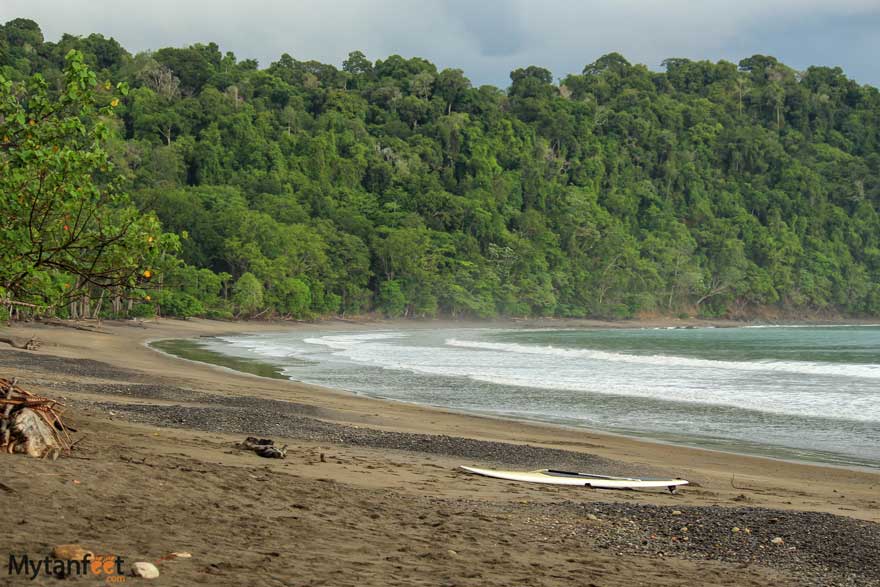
[1,318,878,586]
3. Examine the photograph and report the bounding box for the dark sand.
[1,318,878,586]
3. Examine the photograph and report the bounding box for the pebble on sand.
[131,562,160,579]
[770,537,785,545]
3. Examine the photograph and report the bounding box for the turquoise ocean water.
[199,325,880,469]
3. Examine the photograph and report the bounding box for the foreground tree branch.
[0,51,177,316]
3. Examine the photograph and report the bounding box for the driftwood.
[236,436,287,459]
[256,445,288,459]
[0,377,71,459]
[37,318,109,334]
[115,319,147,328]
[9,409,60,459]
[0,336,40,350]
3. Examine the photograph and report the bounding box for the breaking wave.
[444,339,880,380]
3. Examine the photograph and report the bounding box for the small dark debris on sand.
[236,436,287,459]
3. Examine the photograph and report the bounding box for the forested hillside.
[3,18,879,320]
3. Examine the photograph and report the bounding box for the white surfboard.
[460,466,688,492]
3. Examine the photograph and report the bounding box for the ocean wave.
[200,329,880,462]
[205,331,880,419]
[271,333,878,421]
[303,332,404,350]
[212,336,297,358]
[742,324,880,328]
[444,339,880,380]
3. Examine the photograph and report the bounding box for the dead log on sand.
[38,318,109,334]
[0,336,40,350]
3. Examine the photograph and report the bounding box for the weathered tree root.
[0,377,71,458]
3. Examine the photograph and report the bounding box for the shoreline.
[3,317,878,506]
[1,317,879,586]
[149,323,880,473]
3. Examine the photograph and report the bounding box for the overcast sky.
[2,0,879,87]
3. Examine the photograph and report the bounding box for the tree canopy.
[3,19,880,320]
[0,48,168,318]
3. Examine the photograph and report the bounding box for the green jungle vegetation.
[2,18,879,321]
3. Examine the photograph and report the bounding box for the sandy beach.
[1,318,878,586]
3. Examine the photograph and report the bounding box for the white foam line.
[206,331,880,422]
[445,339,880,380]
[743,324,880,328]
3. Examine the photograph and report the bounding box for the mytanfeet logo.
[8,553,125,582]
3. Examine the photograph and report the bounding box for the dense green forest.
[2,18,880,321]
